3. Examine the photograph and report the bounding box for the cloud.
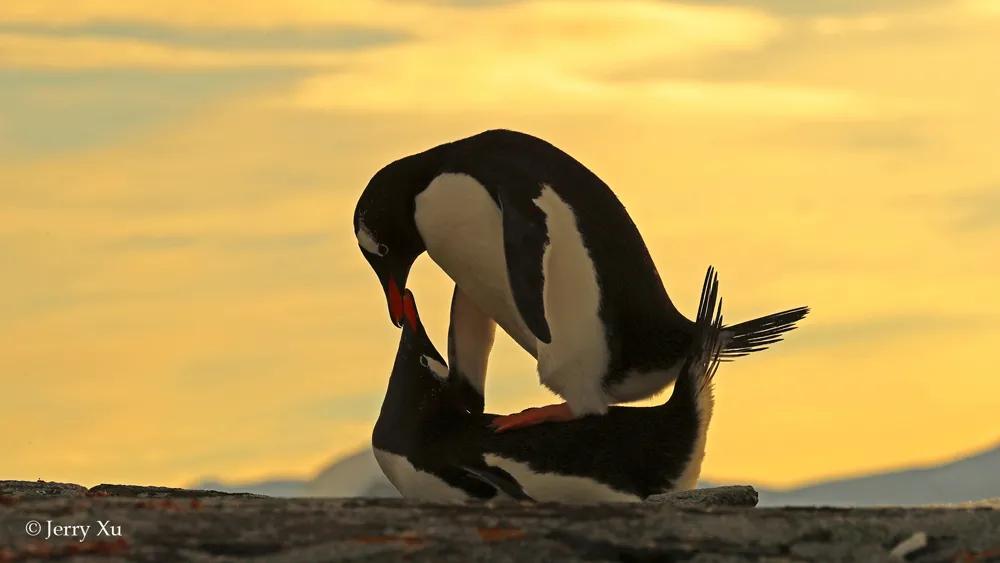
[904,187,1000,233]
[596,3,976,92]
[0,0,469,28]
[776,118,928,151]
[276,1,883,117]
[0,33,363,69]
[104,235,200,251]
[414,0,525,6]
[782,313,992,351]
[964,0,1000,15]
[0,1,364,27]
[0,3,411,69]
[0,68,305,155]
[669,0,946,16]
[102,233,331,253]
[288,72,865,117]
[947,188,1000,231]
[0,22,407,51]
[895,186,1000,238]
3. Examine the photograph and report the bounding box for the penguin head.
[376,290,453,450]
[354,157,431,328]
[392,290,484,415]
[397,290,449,385]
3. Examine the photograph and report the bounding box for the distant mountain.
[752,443,1000,507]
[193,441,999,505]
[192,449,396,498]
[307,449,396,498]
[194,478,309,498]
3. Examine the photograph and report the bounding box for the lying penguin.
[372,268,725,503]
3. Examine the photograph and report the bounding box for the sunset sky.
[2,0,998,490]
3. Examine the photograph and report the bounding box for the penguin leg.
[491,359,609,432]
[447,284,496,414]
[490,403,575,432]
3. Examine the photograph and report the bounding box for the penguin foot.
[491,403,575,433]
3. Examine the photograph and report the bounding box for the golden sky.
[1,0,998,489]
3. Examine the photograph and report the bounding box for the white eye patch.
[356,222,385,256]
[419,355,449,380]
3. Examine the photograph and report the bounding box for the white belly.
[532,185,610,415]
[373,448,469,501]
[414,174,610,415]
[414,173,538,354]
[484,454,640,503]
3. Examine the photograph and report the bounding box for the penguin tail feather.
[719,304,809,360]
[687,267,725,395]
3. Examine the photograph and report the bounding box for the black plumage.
[356,129,807,415]
[372,271,724,501]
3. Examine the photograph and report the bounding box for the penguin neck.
[373,348,452,455]
[390,143,451,206]
[374,144,451,252]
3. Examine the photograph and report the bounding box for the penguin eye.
[355,222,386,257]
[419,355,449,380]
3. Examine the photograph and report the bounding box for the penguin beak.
[386,277,404,328]
[401,289,419,333]
[365,253,412,328]
[397,291,425,350]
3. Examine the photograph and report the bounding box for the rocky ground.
[1,480,998,562]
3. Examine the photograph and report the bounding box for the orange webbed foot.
[490,403,575,433]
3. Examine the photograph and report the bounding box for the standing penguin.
[355,129,807,430]
[373,277,724,502]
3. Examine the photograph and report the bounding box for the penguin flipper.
[459,464,533,501]
[498,187,552,344]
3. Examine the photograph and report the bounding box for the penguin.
[370,289,531,502]
[355,129,807,430]
[372,269,724,503]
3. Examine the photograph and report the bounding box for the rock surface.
[0,481,88,499]
[647,485,759,508]
[1,480,998,562]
